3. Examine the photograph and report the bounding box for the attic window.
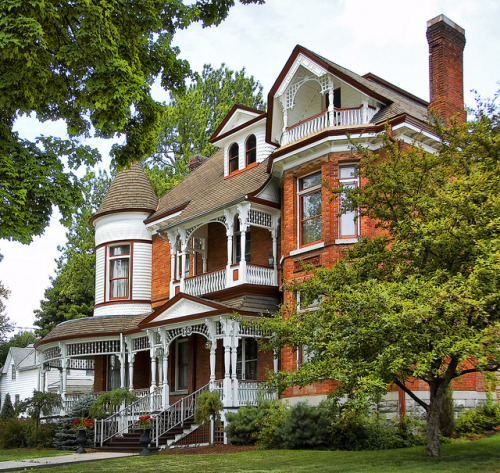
[246,135,256,166]
[229,143,239,173]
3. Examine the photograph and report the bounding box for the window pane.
[301,216,322,245]
[300,172,321,190]
[340,183,356,236]
[110,245,129,256]
[111,259,128,278]
[340,166,356,179]
[111,278,129,298]
[246,135,256,165]
[301,191,321,219]
[178,342,188,389]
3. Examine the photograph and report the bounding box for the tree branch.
[394,380,429,412]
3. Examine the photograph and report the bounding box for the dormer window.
[229,143,239,173]
[246,135,256,166]
[109,244,130,299]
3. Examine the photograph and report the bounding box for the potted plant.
[137,415,153,456]
[70,417,94,453]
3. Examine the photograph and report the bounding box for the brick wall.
[207,222,227,272]
[151,233,171,308]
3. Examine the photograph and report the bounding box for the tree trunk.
[426,380,448,457]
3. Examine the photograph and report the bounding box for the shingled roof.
[91,162,158,224]
[147,149,271,228]
[36,314,149,346]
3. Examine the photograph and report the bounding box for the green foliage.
[0,418,32,448]
[53,395,95,450]
[455,396,500,437]
[34,170,111,337]
[0,393,15,419]
[16,391,62,427]
[194,391,222,425]
[0,0,263,244]
[225,401,276,446]
[0,274,13,342]
[257,94,500,457]
[89,389,137,419]
[440,386,455,438]
[0,331,37,366]
[145,64,265,197]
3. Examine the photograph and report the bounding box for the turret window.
[109,244,130,299]
[246,134,257,165]
[229,143,239,173]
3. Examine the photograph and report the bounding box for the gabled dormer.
[210,105,276,177]
[268,46,389,147]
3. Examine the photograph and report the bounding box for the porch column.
[224,212,234,288]
[39,368,46,392]
[231,337,240,406]
[128,353,135,391]
[150,353,157,393]
[61,361,68,409]
[328,80,334,127]
[239,225,247,283]
[162,347,169,409]
[209,344,216,390]
[273,350,279,374]
[179,229,188,293]
[271,228,278,285]
[170,247,176,296]
[223,339,231,407]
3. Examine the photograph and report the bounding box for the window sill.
[290,242,324,256]
[335,238,358,245]
[170,390,188,395]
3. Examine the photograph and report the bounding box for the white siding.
[132,242,152,300]
[95,246,105,305]
[94,302,151,317]
[94,212,152,247]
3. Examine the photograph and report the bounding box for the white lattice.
[248,209,272,228]
[132,336,150,351]
[66,340,121,356]
[42,346,61,362]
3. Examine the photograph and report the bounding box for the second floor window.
[229,143,239,173]
[339,165,359,238]
[246,134,256,165]
[109,245,130,299]
[298,172,322,246]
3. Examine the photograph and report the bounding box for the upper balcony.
[281,104,378,146]
[159,202,280,300]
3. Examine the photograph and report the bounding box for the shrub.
[255,401,288,449]
[455,393,500,437]
[89,388,137,419]
[0,393,15,419]
[226,403,270,445]
[53,395,96,450]
[0,418,32,448]
[275,402,331,449]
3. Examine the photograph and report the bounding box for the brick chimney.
[188,154,208,173]
[426,15,466,124]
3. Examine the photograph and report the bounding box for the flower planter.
[75,429,87,454]
[139,428,152,456]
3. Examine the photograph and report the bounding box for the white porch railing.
[184,268,226,297]
[282,105,378,145]
[63,392,99,413]
[183,264,276,297]
[247,265,275,286]
[94,387,163,446]
[237,381,277,406]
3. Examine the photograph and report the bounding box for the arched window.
[229,143,239,173]
[245,134,256,166]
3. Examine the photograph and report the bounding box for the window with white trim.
[109,244,130,299]
[237,338,258,380]
[298,172,322,246]
[246,134,257,166]
[175,339,189,391]
[229,143,239,174]
[11,364,16,380]
[338,165,359,238]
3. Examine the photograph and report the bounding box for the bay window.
[338,165,359,238]
[298,172,322,246]
[109,244,130,299]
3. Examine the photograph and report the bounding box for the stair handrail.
[151,383,210,447]
[94,388,160,447]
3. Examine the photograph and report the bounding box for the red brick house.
[35,14,488,446]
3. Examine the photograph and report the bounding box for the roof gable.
[140,293,230,326]
[211,105,265,144]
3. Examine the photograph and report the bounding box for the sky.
[0,0,499,333]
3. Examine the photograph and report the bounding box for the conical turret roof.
[91,162,158,224]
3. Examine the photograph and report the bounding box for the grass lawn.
[0,448,71,461]
[28,435,500,473]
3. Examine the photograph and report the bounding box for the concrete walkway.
[0,452,137,472]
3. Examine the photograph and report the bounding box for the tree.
[34,170,111,338]
[145,64,265,196]
[17,391,62,428]
[0,331,37,367]
[0,272,13,344]
[0,393,15,419]
[260,95,500,457]
[0,0,263,245]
